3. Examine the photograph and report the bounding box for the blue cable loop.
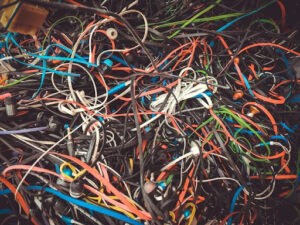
[9,34,97,67]
[228,185,244,225]
[5,33,80,77]
[6,33,103,99]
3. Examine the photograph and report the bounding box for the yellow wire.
[129,158,133,172]
[84,198,137,219]
[61,163,139,220]
[169,211,176,223]
[60,162,76,180]
[73,169,86,180]
[183,203,196,225]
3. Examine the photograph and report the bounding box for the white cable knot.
[150,68,215,112]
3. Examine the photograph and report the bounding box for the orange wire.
[2,165,149,217]
[64,0,121,24]
[251,208,258,223]
[52,152,152,220]
[249,174,297,180]
[219,211,240,225]
[279,186,300,197]
[0,176,39,225]
[209,108,285,160]
[277,1,286,30]
[218,36,286,104]
[238,43,300,56]
[175,166,195,210]
[242,102,278,135]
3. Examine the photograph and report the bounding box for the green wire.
[216,107,270,153]
[166,174,174,185]
[42,16,84,51]
[188,116,214,138]
[180,100,187,110]
[156,12,242,29]
[297,151,300,173]
[195,69,208,76]
[149,13,243,41]
[292,206,300,223]
[0,74,39,88]
[167,0,223,39]
[251,18,280,33]
[234,128,271,156]
[235,135,268,162]
[227,140,259,172]
[285,104,292,112]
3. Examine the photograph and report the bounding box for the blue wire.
[55,164,61,174]
[0,189,13,196]
[276,49,294,79]
[293,173,300,193]
[0,209,13,215]
[192,91,213,98]
[107,82,127,95]
[0,186,143,225]
[109,54,136,68]
[9,34,97,67]
[233,66,254,97]
[26,186,144,225]
[32,56,47,99]
[5,33,79,77]
[7,33,101,99]
[288,95,300,103]
[270,135,288,144]
[240,72,254,97]
[46,43,89,63]
[225,117,234,123]
[234,128,263,137]
[217,0,277,32]
[223,120,234,136]
[280,122,297,133]
[212,1,277,51]
[228,185,244,225]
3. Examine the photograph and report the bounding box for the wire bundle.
[0,0,300,224]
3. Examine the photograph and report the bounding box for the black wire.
[0,0,20,10]
[130,77,165,224]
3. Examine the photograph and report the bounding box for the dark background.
[266,0,300,28]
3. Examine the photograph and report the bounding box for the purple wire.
[0,126,47,135]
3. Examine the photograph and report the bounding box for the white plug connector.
[190,141,200,156]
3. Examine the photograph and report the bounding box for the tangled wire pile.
[0,0,300,224]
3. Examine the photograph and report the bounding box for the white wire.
[96,9,149,65]
[160,152,193,172]
[14,101,105,196]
